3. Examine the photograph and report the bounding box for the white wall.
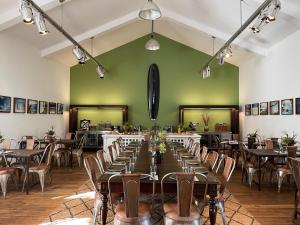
[0,32,70,140]
[239,30,300,140]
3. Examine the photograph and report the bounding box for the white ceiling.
[1,0,300,67]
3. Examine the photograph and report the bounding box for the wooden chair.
[108,173,155,225]
[0,153,19,199]
[83,155,104,225]
[161,172,207,225]
[22,143,55,192]
[290,158,300,219]
[205,151,219,173]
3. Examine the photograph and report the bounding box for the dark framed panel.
[270,100,280,115]
[260,102,268,115]
[0,95,11,113]
[69,105,129,133]
[13,97,26,113]
[281,99,293,115]
[57,103,64,114]
[245,104,251,116]
[251,103,259,116]
[27,99,38,114]
[296,98,300,115]
[39,101,48,114]
[49,102,57,114]
[178,105,239,134]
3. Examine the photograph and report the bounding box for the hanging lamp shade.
[145,36,160,50]
[139,0,161,20]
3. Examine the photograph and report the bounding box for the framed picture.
[0,96,11,113]
[13,97,26,113]
[27,99,38,114]
[281,99,293,115]
[270,100,280,115]
[251,103,259,116]
[296,98,300,115]
[260,102,268,115]
[57,103,64,114]
[49,102,57,114]
[245,104,251,116]
[39,101,48,114]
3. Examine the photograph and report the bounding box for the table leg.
[69,150,73,168]
[258,155,261,191]
[209,195,217,225]
[26,157,29,195]
[102,192,108,225]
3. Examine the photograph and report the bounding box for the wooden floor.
[0,162,299,225]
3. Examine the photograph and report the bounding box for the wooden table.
[55,139,76,168]
[245,148,300,191]
[97,142,219,225]
[2,149,44,194]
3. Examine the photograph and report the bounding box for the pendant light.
[145,20,160,51]
[139,0,161,20]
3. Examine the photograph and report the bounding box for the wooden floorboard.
[0,162,299,225]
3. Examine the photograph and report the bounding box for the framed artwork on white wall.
[281,99,293,115]
[260,102,268,115]
[270,100,280,115]
[245,104,251,116]
[251,103,259,116]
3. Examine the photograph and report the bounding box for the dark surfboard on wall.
[147,63,160,120]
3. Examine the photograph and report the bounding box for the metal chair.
[22,143,55,192]
[161,172,208,225]
[83,155,104,225]
[204,151,219,173]
[72,136,85,167]
[290,158,300,219]
[108,173,155,225]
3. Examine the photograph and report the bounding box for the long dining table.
[97,141,219,225]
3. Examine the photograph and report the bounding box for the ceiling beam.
[0,0,72,31]
[41,11,139,57]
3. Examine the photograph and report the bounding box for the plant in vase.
[46,126,55,141]
[281,131,297,147]
[247,130,259,149]
[202,113,210,132]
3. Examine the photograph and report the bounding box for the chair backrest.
[37,143,55,168]
[26,138,35,150]
[200,146,208,162]
[287,146,297,169]
[109,145,118,161]
[161,172,208,217]
[232,134,239,141]
[219,156,236,195]
[65,132,73,140]
[206,151,219,172]
[265,139,273,150]
[108,173,155,217]
[291,158,300,194]
[193,143,201,158]
[1,139,11,149]
[112,141,121,156]
[96,150,109,171]
[84,155,103,192]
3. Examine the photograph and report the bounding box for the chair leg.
[277,171,286,193]
[247,170,254,188]
[77,155,82,167]
[218,201,227,225]
[0,174,10,199]
[22,173,28,192]
[294,191,298,220]
[93,196,102,225]
[48,171,52,184]
[37,171,45,192]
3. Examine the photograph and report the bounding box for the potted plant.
[247,130,258,149]
[281,131,297,149]
[202,113,210,132]
[46,126,55,141]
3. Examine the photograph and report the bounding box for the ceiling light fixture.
[34,12,49,35]
[202,0,276,77]
[96,65,105,79]
[72,45,86,64]
[23,0,106,79]
[145,20,160,51]
[19,0,33,24]
[139,0,161,20]
[202,66,210,79]
[224,45,232,58]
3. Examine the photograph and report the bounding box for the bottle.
[177,125,181,134]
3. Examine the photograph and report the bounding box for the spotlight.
[34,12,49,35]
[250,13,265,33]
[217,52,225,65]
[19,0,33,24]
[224,45,232,58]
[265,0,281,23]
[202,66,210,79]
[72,46,86,64]
[139,0,161,20]
[96,65,105,79]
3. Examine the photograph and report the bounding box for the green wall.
[70,34,239,128]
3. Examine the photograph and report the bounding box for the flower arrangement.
[159,142,166,154]
[281,131,297,146]
[46,126,55,136]
[202,113,210,131]
[158,130,167,142]
[247,130,259,138]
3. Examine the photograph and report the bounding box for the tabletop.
[245,148,300,157]
[1,149,44,158]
